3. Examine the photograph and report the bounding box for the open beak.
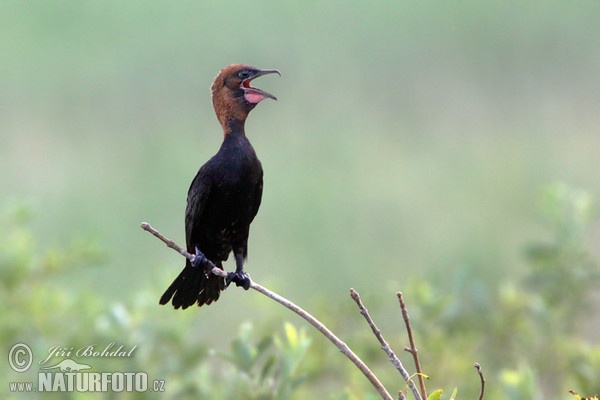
[241,69,281,102]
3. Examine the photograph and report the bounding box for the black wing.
[249,169,264,223]
[159,165,224,309]
[185,166,212,253]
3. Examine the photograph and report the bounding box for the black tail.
[159,260,225,309]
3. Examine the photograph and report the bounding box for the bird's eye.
[238,69,252,79]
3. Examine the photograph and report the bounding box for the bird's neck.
[221,118,247,140]
[219,118,253,154]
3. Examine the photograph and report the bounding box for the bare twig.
[397,292,427,400]
[141,222,228,278]
[141,221,393,400]
[474,362,485,400]
[350,289,422,400]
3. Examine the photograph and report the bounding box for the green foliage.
[399,183,600,398]
[3,184,600,399]
[216,322,310,400]
[425,388,457,400]
[499,364,536,400]
[0,201,106,347]
[427,389,443,400]
[1,204,313,400]
[525,183,599,326]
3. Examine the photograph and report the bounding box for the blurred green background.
[2,1,600,399]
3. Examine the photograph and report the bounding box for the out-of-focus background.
[2,2,599,399]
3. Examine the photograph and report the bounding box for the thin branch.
[141,222,227,278]
[350,289,423,400]
[141,221,393,400]
[397,292,427,400]
[474,362,485,400]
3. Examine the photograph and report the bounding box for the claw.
[191,246,213,275]
[226,271,251,290]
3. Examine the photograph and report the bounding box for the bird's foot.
[191,247,213,274]
[226,271,251,290]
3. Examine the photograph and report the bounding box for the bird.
[159,64,280,309]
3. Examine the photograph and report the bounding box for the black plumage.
[159,64,279,309]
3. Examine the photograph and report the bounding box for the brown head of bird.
[210,64,280,130]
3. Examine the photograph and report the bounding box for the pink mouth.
[241,78,277,104]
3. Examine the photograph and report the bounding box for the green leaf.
[427,389,443,400]
[230,337,256,370]
[284,322,298,350]
[449,387,458,400]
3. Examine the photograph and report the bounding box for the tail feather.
[159,260,225,309]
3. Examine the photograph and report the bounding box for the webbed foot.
[226,271,251,290]
[191,246,213,274]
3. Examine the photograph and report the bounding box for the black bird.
[160,64,280,309]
